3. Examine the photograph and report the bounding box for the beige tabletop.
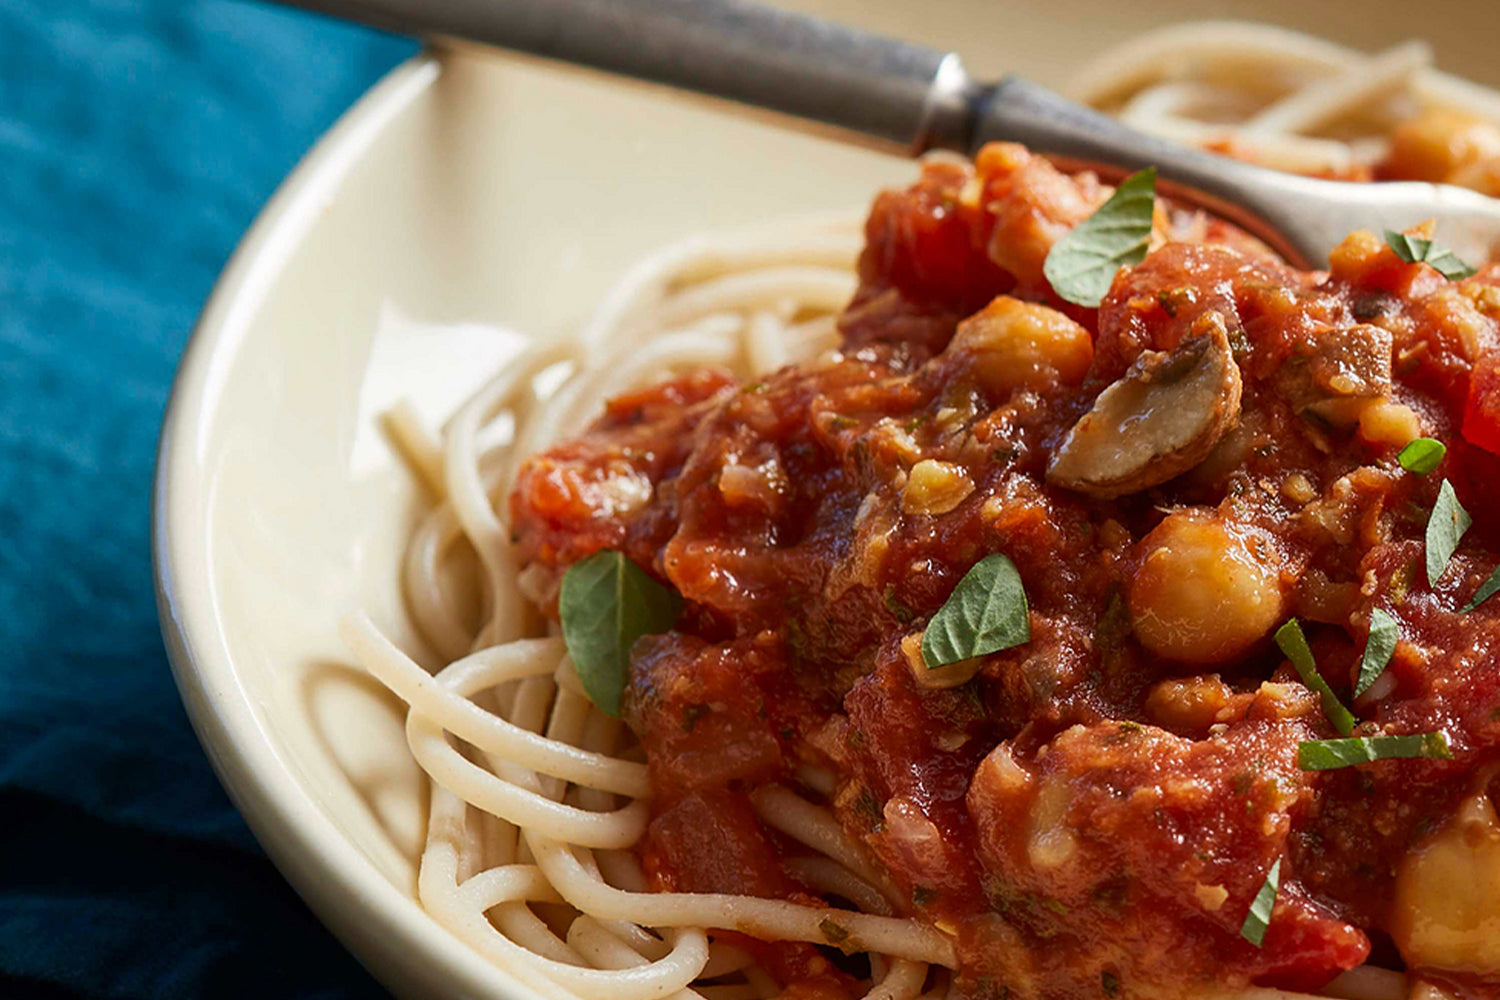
[776,0,1500,89]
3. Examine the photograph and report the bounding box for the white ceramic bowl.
[154,6,1500,998]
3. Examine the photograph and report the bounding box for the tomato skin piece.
[1464,353,1500,454]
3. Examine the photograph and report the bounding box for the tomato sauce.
[510,144,1500,999]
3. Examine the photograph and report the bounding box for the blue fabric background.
[0,2,413,996]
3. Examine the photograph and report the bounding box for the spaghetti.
[1070,21,1500,188]
[355,217,965,1000]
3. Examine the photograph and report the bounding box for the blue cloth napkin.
[0,2,413,996]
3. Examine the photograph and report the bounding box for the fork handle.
[273,0,978,153]
[271,0,1467,267]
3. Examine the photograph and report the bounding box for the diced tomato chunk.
[1465,352,1500,453]
[643,790,793,897]
[858,161,1012,313]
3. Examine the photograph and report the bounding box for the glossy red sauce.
[510,144,1500,1000]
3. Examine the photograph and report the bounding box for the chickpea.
[1145,674,1233,732]
[1357,399,1423,451]
[1383,108,1500,185]
[1392,792,1500,975]
[1450,157,1500,198]
[903,459,974,516]
[947,295,1093,396]
[1327,229,1385,284]
[1127,511,1284,664]
[974,141,1030,177]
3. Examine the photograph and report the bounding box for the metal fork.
[274,0,1500,268]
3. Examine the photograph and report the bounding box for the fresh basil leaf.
[1463,565,1500,613]
[1274,619,1355,735]
[1385,230,1478,280]
[1397,438,1446,475]
[1354,609,1399,698]
[1297,732,1452,771]
[1043,167,1157,308]
[559,550,682,717]
[1427,249,1480,281]
[1426,479,1472,587]
[921,553,1030,668]
[1239,858,1281,948]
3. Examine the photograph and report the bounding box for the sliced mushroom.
[1047,313,1242,498]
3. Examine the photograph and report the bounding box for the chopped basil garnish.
[1240,858,1281,948]
[921,553,1030,668]
[1463,566,1500,613]
[1043,167,1157,308]
[1397,438,1446,475]
[559,550,682,717]
[1426,479,1471,587]
[884,584,916,624]
[1274,620,1355,735]
[1297,732,1452,770]
[1385,230,1478,281]
[1354,608,1399,698]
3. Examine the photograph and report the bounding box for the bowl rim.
[151,47,554,1000]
